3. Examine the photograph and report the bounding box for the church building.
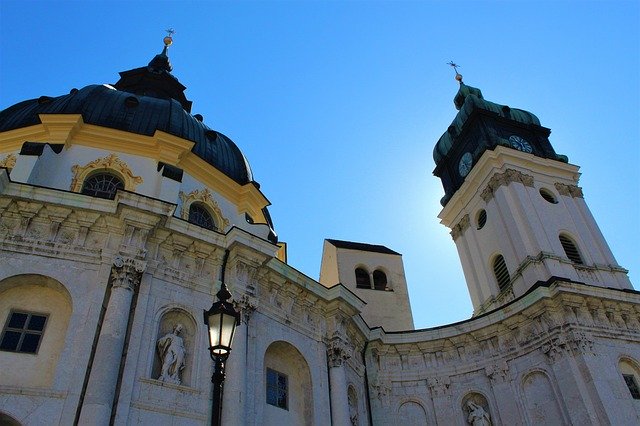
[0,36,639,425]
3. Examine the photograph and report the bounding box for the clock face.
[509,135,533,153]
[458,152,473,177]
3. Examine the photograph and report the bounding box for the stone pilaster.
[328,334,352,426]
[79,255,145,426]
[222,295,257,426]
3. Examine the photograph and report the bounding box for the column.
[328,336,352,426]
[221,297,256,426]
[79,256,145,426]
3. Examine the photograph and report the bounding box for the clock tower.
[434,73,632,315]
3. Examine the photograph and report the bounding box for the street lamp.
[204,281,240,426]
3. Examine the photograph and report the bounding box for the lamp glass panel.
[207,311,222,347]
[220,312,237,348]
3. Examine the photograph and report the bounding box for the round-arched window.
[476,209,487,230]
[373,270,387,290]
[355,267,370,289]
[559,234,583,264]
[81,172,124,199]
[492,254,511,291]
[188,203,216,231]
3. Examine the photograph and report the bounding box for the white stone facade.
[1,55,639,426]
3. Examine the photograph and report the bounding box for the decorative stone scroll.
[235,294,258,324]
[327,334,353,367]
[427,376,451,397]
[541,330,594,362]
[0,153,17,171]
[450,214,470,240]
[111,255,146,291]
[480,169,534,202]
[485,361,510,384]
[554,182,583,198]
[70,153,143,192]
[178,188,229,230]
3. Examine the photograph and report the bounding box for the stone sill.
[139,377,201,394]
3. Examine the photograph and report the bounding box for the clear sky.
[1,1,638,329]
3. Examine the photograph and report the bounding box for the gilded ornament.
[178,188,229,230]
[70,153,143,192]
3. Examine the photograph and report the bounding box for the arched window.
[559,234,583,264]
[81,172,124,199]
[373,270,387,290]
[493,255,511,291]
[188,203,216,231]
[620,359,640,400]
[355,268,370,289]
[476,209,487,230]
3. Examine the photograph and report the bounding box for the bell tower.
[434,68,632,315]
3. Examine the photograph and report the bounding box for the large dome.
[0,45,254,185]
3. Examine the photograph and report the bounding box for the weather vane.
[164,28,175,47]
[447,61,463,82]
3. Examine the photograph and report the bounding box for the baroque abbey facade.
[1,38,639,425]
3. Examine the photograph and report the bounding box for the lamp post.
[204,281,240,426]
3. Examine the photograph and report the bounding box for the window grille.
[493,255,511,291]
[188,203,216,231]
[81,172,124,199]
[477,210,487,229]
[559,235,583,264]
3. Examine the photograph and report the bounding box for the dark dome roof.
[0,48,254,185]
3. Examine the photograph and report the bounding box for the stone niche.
[461,392,492,426]
[151,308,197,387]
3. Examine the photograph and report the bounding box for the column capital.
[235,294,258,324]
[327,334,352,368]
[111,256,146,291]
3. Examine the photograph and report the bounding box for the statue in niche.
[157,323,186,384]
[348,388,358,426]
[466,400,491,426]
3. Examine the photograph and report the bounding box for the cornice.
[439,146,581,228]
[0,117,270,222]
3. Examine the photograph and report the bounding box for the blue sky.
[1,1,638,329]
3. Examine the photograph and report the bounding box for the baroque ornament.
[480,169,535,202]
[0,153,17,171]
[554,182,583,198]
[178,188,229,230]
[70,153,143,192]
[450,214,470,240]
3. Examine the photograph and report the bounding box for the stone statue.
[466,400,491,426]
[348,389,358,426]
[157,323,186,384]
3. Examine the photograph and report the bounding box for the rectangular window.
[623,374,640,399]
[0,311,48,354]
[266,368,288,410]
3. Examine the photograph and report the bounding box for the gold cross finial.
[447,61,463,82]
